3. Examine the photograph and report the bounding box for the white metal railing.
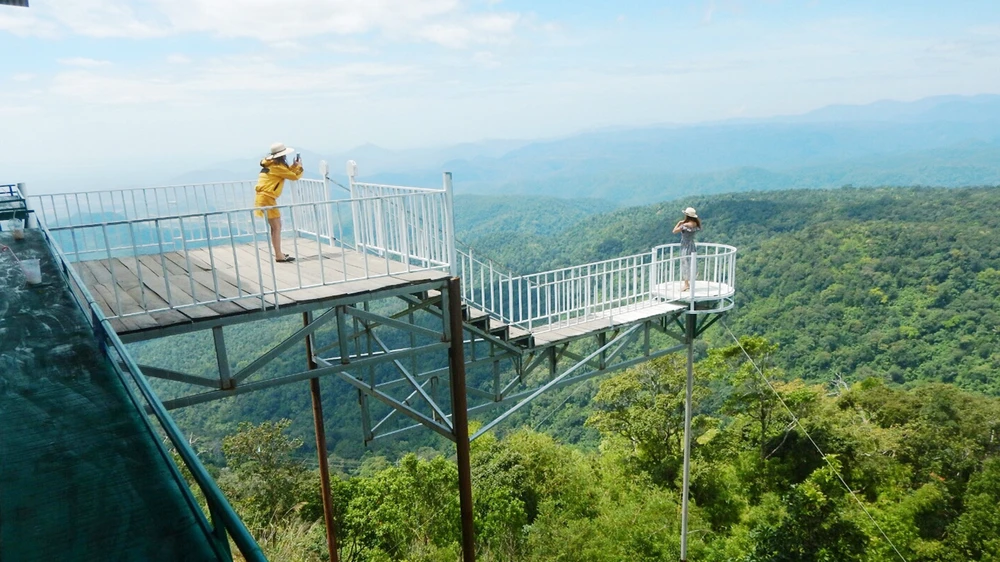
[651,243,737,303]
[460,243,737,333]
[456,242,523,322]
[350,178,455,274]
[28,179,333,242]
[31,180,451,321]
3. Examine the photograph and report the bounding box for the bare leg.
[681,254,690,291]
[268,216,283,259]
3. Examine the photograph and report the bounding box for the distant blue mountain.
[778,94,1000,124]
[179,95,1000,205]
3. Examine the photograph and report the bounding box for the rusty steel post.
[447,277,476,562]
[305,312,340,562]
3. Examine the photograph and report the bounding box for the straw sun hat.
[267,142,295,159]
[683,207,698,218]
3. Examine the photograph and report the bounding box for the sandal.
[276,254,295,263]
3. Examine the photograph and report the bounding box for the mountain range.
[171,94,1000,205]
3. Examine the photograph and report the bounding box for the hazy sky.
[2,0,1000,190]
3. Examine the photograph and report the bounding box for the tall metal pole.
[680,311,696,561]
[447,277,476,562]
[304,312,340,562]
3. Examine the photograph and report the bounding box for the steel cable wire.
[721,320,909,562]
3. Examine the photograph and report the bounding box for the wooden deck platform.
[73,236,450,338]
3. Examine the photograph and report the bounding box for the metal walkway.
[0,229,264,560]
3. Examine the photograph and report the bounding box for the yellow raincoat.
[254,158,304,219]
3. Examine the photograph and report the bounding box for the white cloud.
[968,24,1000,38]
[58,57,113,68]
[43,0,171,39]
[50,71,184,105]
[325,42,376,55]
[46,58,422,106]
[22,0,527,48]
[0,9,59,38]
[166,54,192,64]
[0,104,40,116]
[472,51,500,68]
[11,73,37,82]
[416,13,520,48]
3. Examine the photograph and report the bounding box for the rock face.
[0,229,223,561]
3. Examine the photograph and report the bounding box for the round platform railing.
[651,242,737,313]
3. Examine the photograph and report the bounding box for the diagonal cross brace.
[346,305,445,340]
[232,306,338,383]
[471,323,643,440]
[333,368,456,442]
[365,330,454,431]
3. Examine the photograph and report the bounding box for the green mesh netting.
[1,229,225,561]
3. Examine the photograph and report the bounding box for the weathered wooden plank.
[86,282,149,333]
[230,243,337,301]
[191,250,296,307]
[141,252,186,276]
[113,256,218,321]
[190,271,258,312]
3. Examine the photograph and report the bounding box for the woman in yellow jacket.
[255,142,304,262]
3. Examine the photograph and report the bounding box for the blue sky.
[2,0,1000,191]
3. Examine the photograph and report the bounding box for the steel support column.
[213,326,234,390]
[680,312,696,562]
[447,277,476,562]
[305,312,339,562]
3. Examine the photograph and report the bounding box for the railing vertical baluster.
[177,216,198,305]
[289,210,303,288]
[127,221,149,311]
[99,224,125,319]
[251,212,269,310]
[507,276,513,324]
[479,257,485,313]
[337,202,348,281]
[489,262,495,313]
[155,219,174,308]
[204,214,220,301]
[70,226,82,263]
[380,198,391,275]
[226,212,244,300]
[314,204,326,286]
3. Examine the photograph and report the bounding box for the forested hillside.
[210,346,1000,561]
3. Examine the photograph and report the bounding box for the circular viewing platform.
[651,243,736,314]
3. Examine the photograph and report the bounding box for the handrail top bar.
[509,242,736,283]
[350,181,445,193]
[34,178,325,199]
[44,190,446,231]
[517,252,653,279]
[652,242,737,252]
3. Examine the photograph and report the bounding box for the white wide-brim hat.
[267,142,295,159]
[683,207,698,218]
